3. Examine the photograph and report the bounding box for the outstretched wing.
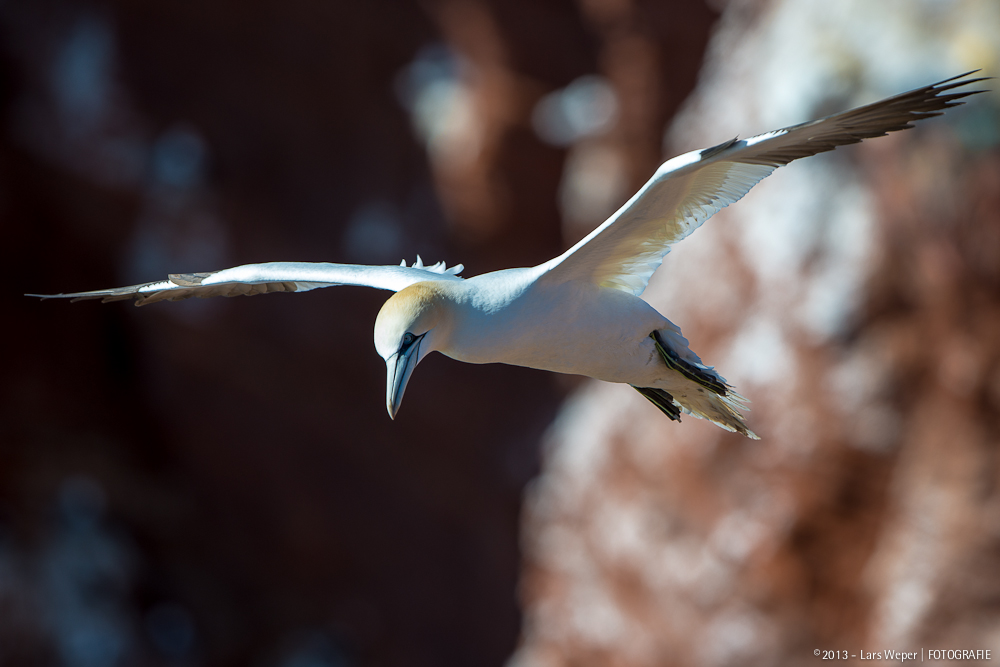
[540,71,987,296]
[28,257,464,306]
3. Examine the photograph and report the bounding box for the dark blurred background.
[3,0,999,666]
[1,0,714,665]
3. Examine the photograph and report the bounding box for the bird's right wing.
[28,257,464,306]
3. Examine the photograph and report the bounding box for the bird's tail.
[640,329,759,439]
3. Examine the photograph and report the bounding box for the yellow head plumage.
[373,282,450,359]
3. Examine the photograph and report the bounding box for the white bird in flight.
[32,73,986,439]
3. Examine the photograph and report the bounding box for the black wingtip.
[942,69,980,81]
[935,70,991,86]
[928,71,992,97]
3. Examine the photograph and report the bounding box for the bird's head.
[374,282,451,419]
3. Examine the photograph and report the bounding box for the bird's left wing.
[539,72,987,296]
[28,257,464,306]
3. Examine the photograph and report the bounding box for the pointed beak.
[385,337,422,420]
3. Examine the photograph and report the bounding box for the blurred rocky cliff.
[512,1,1000,666]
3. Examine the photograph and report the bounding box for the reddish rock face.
[1,0,715,665]
[512,3,1000,666]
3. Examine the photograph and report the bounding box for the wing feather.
[541,72,987,296]
[28,258,464,306]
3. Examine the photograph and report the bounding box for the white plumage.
[31,73,987,438]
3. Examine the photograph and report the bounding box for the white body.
[437,268,664,384]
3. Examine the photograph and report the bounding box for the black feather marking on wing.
[631,385,682,421]
[651,331,729,396]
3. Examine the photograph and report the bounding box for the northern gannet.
[31,73,986,438]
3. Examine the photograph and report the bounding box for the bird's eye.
[402,333,415,345]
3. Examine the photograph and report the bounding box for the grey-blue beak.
[386,337,422,419]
